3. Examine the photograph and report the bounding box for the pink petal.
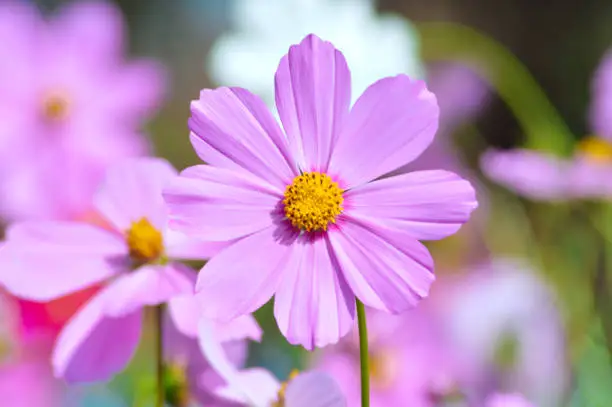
[328,75,438,188]
[0,222,125,301]
[165,228,232,260]
[94,157,177,231]
[195,225,295,322]
[275,34,351,172]
[480,148,569,200]
[189,86,297,187]
[198,319,280,406]
[345,170,477,240]
[164,165,282,241]
[274,235,355,350]
[104,263,194,317]
[285,371,347,407]
[486,393,535,407]
[329,220,434,313]
[52,288,142,383]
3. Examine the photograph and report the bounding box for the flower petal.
[275,34,351,171]
[94,157,177,231]
[329,220,434,313]
[345,170,477,240]
[195,225,295,322]
[328,75,438,187]
[0,222,125,301]
[52,289,142,383]
[480,148,569,200]
[285,371,347,407]
[104,263,194,317]
[274,235,355,349]
[164,164,282,242]
[189,86,297,186]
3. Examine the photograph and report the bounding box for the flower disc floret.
[126,217,164,262]
[283,172,343,232]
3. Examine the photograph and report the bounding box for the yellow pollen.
[125,218,164,263]
[42,94,69,122]
[273,369,300,407]
[576,135,612,163]
[283,172,343,232]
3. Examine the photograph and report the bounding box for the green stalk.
[356,299,370,407]
[154,305,164,407]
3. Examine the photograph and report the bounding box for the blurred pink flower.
[164,34,478,350]
[590,50,612,140]
[0,158,250,383]
[198,320,347,407]
[0,0,165,221]
[0,361,61,407]
[485,393,535,407]
[314,307,473,407]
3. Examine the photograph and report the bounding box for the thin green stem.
[356,299,370,407]
[154,305,164,407]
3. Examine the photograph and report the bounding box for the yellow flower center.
[283,172,343,232]
[576,136,612,163]
[125,218,164,263]
[164,361,190,407]
[272,369,300,407]
[369,350,399,389]
[42,94,69,122]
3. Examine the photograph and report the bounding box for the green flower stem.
[356,299,370,407]
[154,304,164,407]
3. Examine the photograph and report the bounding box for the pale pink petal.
[195,225,295,322]
[165,228,232,260]
[94,157,177,231]
[52,288,142,383]
[285,371,347,407]
[345,170,477,240]
[590,51,612,140]
[198,319,280,406]
[0,222,125,301]
[274,235,355,350]
[486,393,535,407]
[164,165,282,241]
[189,86,297,186]
[104,263,194,317]
[480,149,569,200]
[275,34,351,171]
[328,75,438,188]
[329,220,434,313]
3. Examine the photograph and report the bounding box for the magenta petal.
[52,289,142,383]
[275,34,351,172]
[189,86,297,187]
[0,222,125,301]
[94,157,177,231]
[486,393,535,407]
[328,75,438,187]
[285,371,347,407]
[274,236,355,349]
[480,148,568,200]
[329,220,434,313]
[164,165,282,241]
[195,225,294,322]
[104,263,194,317]
[345,170,477,240]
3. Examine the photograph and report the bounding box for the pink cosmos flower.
[485,393,535,407]
[0,158,257,383]
[0,0,165,221]
[314,307,473,407]
[164,34,478,349]
[0,361,61,407]
[198,320,347,407]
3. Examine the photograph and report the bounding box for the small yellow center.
[283,172,343,232]
[272,369,300,407]
[42,94,69,122]
[125,218,164,263]
[369,350,399,389]
[576,136,612,163]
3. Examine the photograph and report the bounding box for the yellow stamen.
[283,172,343,232]
[273,369,300,407]
[576,135,612,163]
[125,218,164,263]
[42,94,69,122]
[369,350,399,389]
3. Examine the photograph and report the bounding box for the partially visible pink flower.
[198,320,347,407]
[0,158,250,383]
[314,307,473,407]
[164,34,477,350]
[0,361,61,407]
[590,50,612,140]
[486,393,535,407]
[0,0,165,221]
